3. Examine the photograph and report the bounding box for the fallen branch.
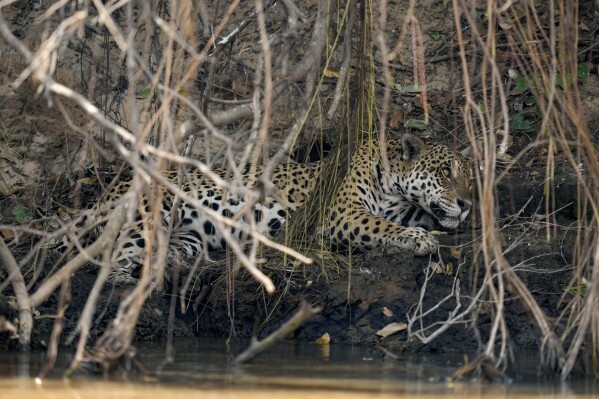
[233,300,322,365]
[0,238,32,349]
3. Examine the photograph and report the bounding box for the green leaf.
[136,87,152,100]
[556,75,564,90]
[556,73,573,90]
[567,284,587,298]
[578,63,589,82]
[427,31,442,41]
[443,0,450,8]
[12,205,32,223]
[523,95,536,106]
[515,76,528,93]
[403,119,428,130]
[510,114,536,133]
[394,84,421,94]
[497,153,513,162]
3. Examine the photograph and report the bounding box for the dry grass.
[451,0,598,378]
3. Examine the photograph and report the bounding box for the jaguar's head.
[388,133,472,229]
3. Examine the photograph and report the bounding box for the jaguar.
[57,133,472,284]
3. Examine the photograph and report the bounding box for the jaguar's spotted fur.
[57,134,472,284]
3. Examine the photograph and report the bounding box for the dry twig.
[233,300,322,365]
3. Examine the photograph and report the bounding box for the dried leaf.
[79,176,98,185]
[315,332,330,345]
[450,247,463,260]
[6,296,17,309]
[412,94,428,109]
[395,84,421,93]
[1,186,21,196]
[430,230,448,236]
[580,21,590,31]
[382,307,394,317]
[57,207,77,222]
[478,302,491,315]
[1,229,15,239]
[445,263,454,276]
[390,110,404,128]
[530,222,543,231]
[376,322,407,338]
[403,119,428,130]
[497,153,513,163]
[323,68,340,78]
[512,99,524,113]
[431,262,444,274]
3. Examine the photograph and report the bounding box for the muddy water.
[0,338,596,398]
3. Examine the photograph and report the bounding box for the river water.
[0,338,596,398]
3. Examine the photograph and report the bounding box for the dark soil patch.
[186,220,575,353]
[7,207,572,355]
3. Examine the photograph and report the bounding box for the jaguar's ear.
[401,133,425,162]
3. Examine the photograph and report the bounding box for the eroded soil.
[2,215,576,356]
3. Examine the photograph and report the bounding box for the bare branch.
[29,196,131,309]
[207,0,332,127]
[0,238,32,349]
[233,300,322,365]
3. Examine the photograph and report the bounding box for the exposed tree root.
[0,238,32,349]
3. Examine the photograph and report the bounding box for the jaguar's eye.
[442,167,451,179]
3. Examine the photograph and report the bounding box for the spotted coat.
[58,134,471,284]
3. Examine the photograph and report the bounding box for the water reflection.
[0,338,597,398]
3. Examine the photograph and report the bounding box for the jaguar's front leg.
[327,208,438,255]
[391,225,438,255]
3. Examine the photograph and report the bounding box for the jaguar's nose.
[457,198,472,213]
